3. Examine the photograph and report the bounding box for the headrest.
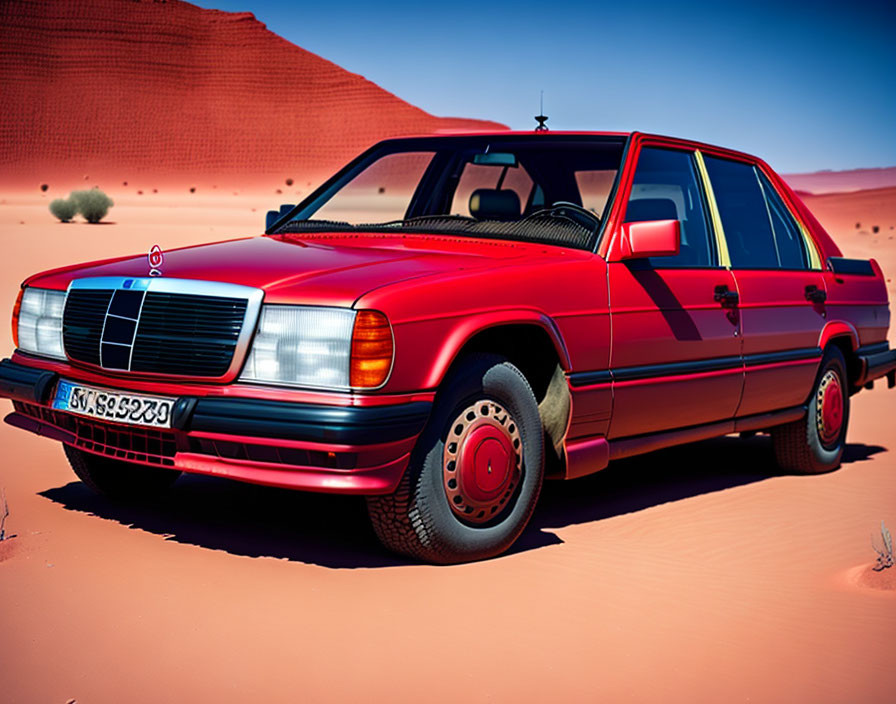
[625,197,678,223]
[469,189,521,221]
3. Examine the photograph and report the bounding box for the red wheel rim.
[443,399,522,524]
[816,369,844,447]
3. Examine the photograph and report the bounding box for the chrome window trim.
[66,277,265,380]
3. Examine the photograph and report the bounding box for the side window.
[703,156,779,269]
[624,147,714,268]
[757,170,808,269]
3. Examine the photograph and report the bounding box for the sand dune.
[784,167,896,195]
[0,0,505,189]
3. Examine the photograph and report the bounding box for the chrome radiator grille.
[62,278,263,378]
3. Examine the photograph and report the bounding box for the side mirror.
[618,219,680,260]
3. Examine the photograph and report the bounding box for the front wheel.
[772,346,850,474]
[367,355,544,564]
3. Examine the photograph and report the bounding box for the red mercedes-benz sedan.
[2,131,894,562]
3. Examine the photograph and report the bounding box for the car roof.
[379,130,764,165]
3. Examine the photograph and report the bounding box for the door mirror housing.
[617,219,681,260]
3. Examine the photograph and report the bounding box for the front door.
[607,146,743,439]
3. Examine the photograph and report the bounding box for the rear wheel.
[63,445,181,499]
[772,346,850,474]
[367,355,544,564]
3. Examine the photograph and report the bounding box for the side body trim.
[568,347,822,388]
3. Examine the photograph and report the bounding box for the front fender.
[420,309,571,389]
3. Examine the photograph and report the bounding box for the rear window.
[757,170,808,269]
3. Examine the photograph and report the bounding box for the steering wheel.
[525,201,601,231]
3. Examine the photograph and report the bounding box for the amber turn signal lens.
[350,310,393,388]
[11,287,24,349]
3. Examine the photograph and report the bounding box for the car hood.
[26,232,545,306]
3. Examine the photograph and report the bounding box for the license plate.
[52,380,174,429]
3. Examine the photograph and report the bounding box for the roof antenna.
[535,90,549,132]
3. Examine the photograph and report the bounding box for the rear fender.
[818,322,858,352]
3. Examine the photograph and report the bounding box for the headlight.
[16,287,66,359]
[240,305,394,390]
[240,306,356,388]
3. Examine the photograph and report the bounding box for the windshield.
[271,135,627,250]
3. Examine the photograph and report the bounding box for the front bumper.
[0,358,431,495]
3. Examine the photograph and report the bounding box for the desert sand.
[0,182,894,704]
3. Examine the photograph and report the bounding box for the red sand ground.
[0,184,894,704]
[0,0,505,189]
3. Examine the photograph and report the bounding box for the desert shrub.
[285,177,294,186]
[49,198,77,222]
[872,225,880,234]
[0,488,9,541]
[71,189,114,223]
[872,520,893,571]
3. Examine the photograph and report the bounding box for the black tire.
[366,355,544,564]
[63,445,181,499]
[772,346,850,474]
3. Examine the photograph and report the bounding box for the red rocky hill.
[0,0,506,186]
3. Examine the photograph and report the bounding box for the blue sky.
[194,0,895,172]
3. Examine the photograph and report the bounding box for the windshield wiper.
[274,218,357,233]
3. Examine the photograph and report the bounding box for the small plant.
[49,198,77,222]
[872,225,880,234]
[0,488,9,541]
[285,177,294,186]
[71,188,114,223]
[872,520,893,571]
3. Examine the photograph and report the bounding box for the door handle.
[805,285,827,304]
[714,284,739,307]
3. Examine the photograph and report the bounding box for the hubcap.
[443,399,522,524]
[816,369,844,446]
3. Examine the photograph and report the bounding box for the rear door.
[701,155,826,417]
[606,145,742,439]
